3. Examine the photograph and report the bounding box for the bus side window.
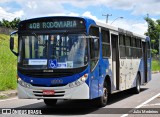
[125,36,131,58]
[119,34,126,58]
[102,29,110,58]
[89,26,99,71]
[136,39,142,58]
[131,37,136,58]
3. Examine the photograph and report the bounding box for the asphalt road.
[0,73,160,117]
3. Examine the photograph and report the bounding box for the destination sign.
[28,21,77,29]
[19,18,85,30]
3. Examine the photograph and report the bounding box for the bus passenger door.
[147,41,152,82]
[142,42,147,83]
[111,33,120,90]
[142,40,151,83]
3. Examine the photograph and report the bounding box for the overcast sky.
[0,0,159,35]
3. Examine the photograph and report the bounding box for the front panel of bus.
[17,17,90,99]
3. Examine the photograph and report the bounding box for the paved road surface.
[0,73,160,117]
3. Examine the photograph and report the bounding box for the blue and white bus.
[10,16,151,107]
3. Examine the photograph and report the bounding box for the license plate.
[43,90,55,95]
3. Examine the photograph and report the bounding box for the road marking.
[121,93,160,117]
[0,97,18,102]
[143,103,160,107]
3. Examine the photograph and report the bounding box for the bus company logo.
[2,109,11,114]
[51,79,63,84]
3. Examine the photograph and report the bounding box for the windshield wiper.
[32,32,39,40]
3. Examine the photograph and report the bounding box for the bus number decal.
[29,23,40,29]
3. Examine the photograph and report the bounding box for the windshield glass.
[18,34,88,69]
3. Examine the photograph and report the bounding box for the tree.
[144,17,160,56]
[0,18,21,29]
[1,19,11,28]
[10,18,21,29]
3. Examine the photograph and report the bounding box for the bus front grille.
[23,72,73,78]
[31,84,67,87]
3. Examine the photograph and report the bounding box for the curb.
[0,90,17,99]
[152,71,160,74]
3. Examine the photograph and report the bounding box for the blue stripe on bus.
[18,67,89,87]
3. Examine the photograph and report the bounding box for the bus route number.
[29,23,40,29]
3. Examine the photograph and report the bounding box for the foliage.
[144,17,160,56]
[0,18,21,29]
[151,49,158,57]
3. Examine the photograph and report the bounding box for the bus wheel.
[95,82,108,107]
[133,74,140,94]
[44,99,57,106]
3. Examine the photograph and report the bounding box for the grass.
[0,34,17,91]
[0,95,7,99]
[152,60,160,71]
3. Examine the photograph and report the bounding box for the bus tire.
[95,81,108,107]
[44,99,57,106]
[133,74,140,94]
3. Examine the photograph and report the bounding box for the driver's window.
[89,26,99,71]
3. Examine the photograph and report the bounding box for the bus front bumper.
[18,82,89,99]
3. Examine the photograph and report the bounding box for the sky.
[0,0,159,35]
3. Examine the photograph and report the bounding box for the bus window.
[90,38,99,70]
[131,37,136,58]
[136,39,141,47]
[89,26,99,71]
[131,37,136,47]
[125,36,131,58]
[102,29,110,57]
[119,34,126,58]
[22,35,48,59]
[102,30,110,43]
[125,36,131,46]
[137,39,142,58]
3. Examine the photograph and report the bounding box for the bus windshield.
[18,34,88,69]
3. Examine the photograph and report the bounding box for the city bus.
[10,16,151,107]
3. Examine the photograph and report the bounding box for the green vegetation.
[144,17,160,57]
[0,18,21,29]
[0,95,7,99]
[152,60,160,71]
[0,34,17,91]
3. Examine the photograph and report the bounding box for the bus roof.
[95,21,146,39]
[83,17,147,41]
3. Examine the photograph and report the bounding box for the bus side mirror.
[10,37,14,50]
[10,31,18,56]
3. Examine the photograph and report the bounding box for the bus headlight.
[18,78,31,88]
[69,74,88,88]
